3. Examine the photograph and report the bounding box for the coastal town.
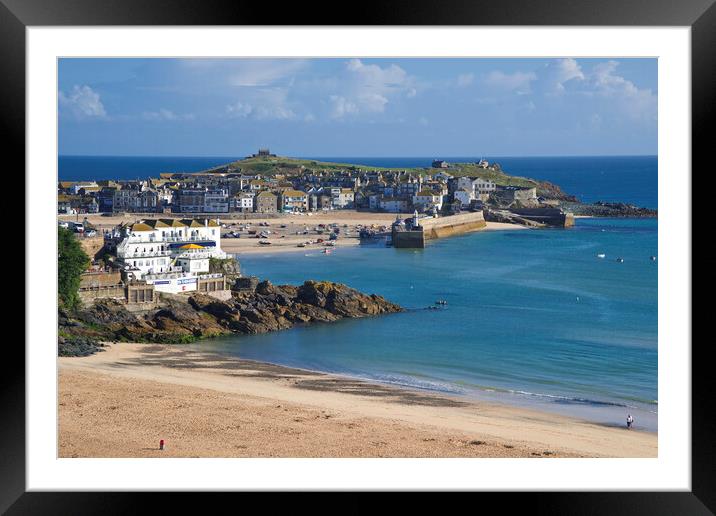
[58,151,560,304]
[58,151,661,307]
[59,149,551,217]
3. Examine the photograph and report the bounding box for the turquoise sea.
[192,217,658,431]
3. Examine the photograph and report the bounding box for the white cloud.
[253,104,296,120]
[328,59,416,118]
[227,60,306,87]
[58,85,106,119]
[225,102,253,118]
[329,95,359,118]
[538,58,585,95]
[226,88,297,121]
[499,58,657,127]
[141,108,194,121]
[586,61,657,121]
[179,58,307,88]
[483,70,537,93]
[456,73,474,87]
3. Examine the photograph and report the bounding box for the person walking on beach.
[626,414,634,430]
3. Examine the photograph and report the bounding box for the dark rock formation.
[59,280,403,353]
[232,275,259,292]
[535,181,579,202]
[563,201,657,218]
[58,335,106,357]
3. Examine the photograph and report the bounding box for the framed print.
[4,0,714,511]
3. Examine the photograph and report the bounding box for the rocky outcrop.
[562,201,657,218]
[535,181,579,202]
[209,256,241,281]
[58,335,106,357]
[59,280,403,351]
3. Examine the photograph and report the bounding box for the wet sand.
[59,343,656,458]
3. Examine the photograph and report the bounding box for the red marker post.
[159,439,165,451]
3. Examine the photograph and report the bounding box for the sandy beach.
[59,343,656,458]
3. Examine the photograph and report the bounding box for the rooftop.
[128,218,220,232]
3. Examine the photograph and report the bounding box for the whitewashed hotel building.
[114,218,227,293]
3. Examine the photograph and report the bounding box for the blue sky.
[58,58,657,157]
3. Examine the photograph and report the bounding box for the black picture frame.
[4,0,713,511]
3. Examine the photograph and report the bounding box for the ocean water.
[190,217,658,431]
[58,155,241,182]
[59,155,657,208]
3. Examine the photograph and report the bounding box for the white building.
[71,181,99,194]
[332,188,355,209]
[234,192,254,212]
[379,197,409,213]
[474,177,497,195]
[456,177,478,192]
[433,171,453,181]
[453,188,475,207]
[115,218,227,293]
[203,188,230,213]
[413,189,443,212]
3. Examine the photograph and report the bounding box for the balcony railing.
[122,251,172,258]
[125,235,217,244]
[197,273,224,279]
[176,252,213,259]
[144,271,196,281]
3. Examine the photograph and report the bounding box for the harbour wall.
[392,230,425,248]
[393,211,486,248]
[508,208,574,227]
[421,211,487,240]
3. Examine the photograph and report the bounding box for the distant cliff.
[58,280,403,355]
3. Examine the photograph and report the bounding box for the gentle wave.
[332,369,658,412]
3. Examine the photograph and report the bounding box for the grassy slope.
[204,156,539,188]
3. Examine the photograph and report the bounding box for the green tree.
[58,227,89,311]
